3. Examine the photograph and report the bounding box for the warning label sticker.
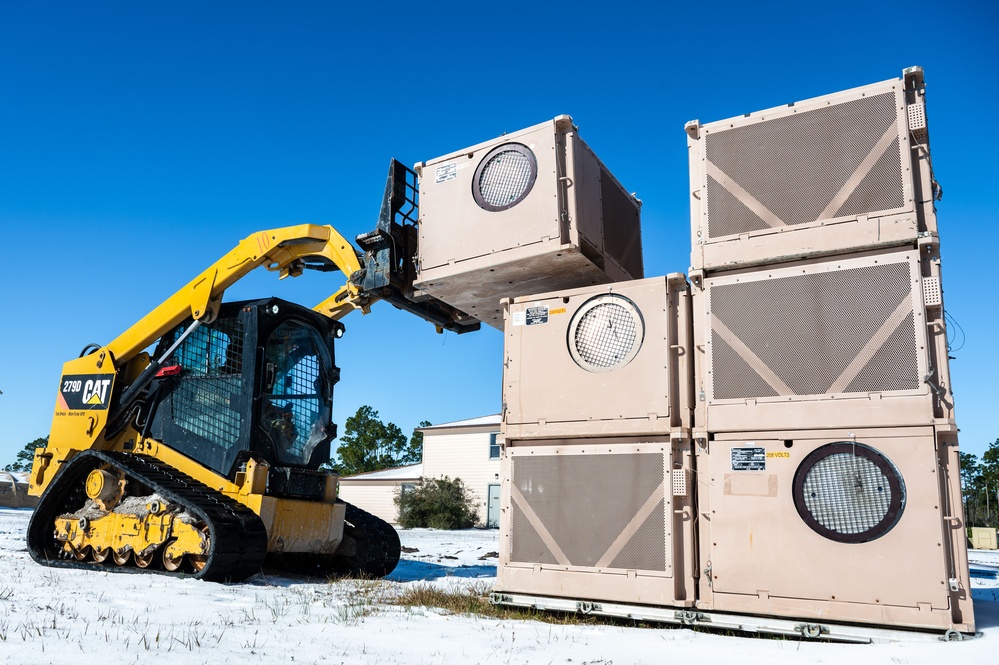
[525,305,549,326]
[731,446,766,471]
[435,163,457,183]
[511,311,526,326]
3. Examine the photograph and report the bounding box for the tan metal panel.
[694,427,973,632]
[495,440,697,607]
[418,119,564,271]
[414,116,643,328]
[688,67,937,272]
[502,275,692,439]
[692,249,944,432]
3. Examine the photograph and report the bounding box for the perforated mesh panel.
[478,150,533,208]
[922,276,941,307]
[907,101,926,132]
[510,452,668,571]
[843,312,919,394]
[711,334,780,399]
[704,92,905,238]
[802,454,891,533]
[263,322,326,467]
[834,141,907,220]
[793,443,905,543]
[600,167,644,277]
[672,468,688,497]
[569,297,643,371]
[171,322,245,450]
[709,260,919,400]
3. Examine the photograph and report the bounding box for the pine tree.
[324,406,426,476]
[980,439,999,528]
[959,450,984,527]
[961,439,999,528]
[404,421,431,465]
[5,436,47,472]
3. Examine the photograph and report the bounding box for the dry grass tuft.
[390,582,658,628]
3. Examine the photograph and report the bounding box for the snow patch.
[1,508,997,664]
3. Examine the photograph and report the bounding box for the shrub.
[395,476,479,529]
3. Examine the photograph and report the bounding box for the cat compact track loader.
[26,162,477,581]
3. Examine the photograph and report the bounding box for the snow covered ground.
[1,507,996,664]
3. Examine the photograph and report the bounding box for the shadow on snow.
[389,559,496,583]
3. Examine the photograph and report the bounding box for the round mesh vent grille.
[567,295,644,373]
[472,143,537,211]
[792,442,905,543]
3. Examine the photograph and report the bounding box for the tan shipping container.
[687,67,937,273]
[502,274,692,440]
[415,115,643,328]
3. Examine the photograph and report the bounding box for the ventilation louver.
[473,143,538,211]
[568,294,644,373]
[792,442,905,543]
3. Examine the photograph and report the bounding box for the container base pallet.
[488,592,980,644]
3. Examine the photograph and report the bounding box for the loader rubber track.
[27,450,268,582]
[339,501,401,577]
[264,502,400,579]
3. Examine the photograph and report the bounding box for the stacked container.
[414,115,643,328]
[496,275,697,608]
[685,67,973,632]
[419,72,974,637]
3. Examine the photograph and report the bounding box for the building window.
[489,433,500,460]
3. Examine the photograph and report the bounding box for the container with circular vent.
[503,274,692,440]
[415,115,644,330]
[702,429,967,632]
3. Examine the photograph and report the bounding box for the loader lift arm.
[109,223,369,365]
[112,157,478,371]
[103,162,477,433]
[39,158,478,486]
[39,223,377,464]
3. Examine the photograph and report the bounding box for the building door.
[486,484,501,528]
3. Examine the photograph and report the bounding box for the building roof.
[418,414,500,431]
[339,463,423,482]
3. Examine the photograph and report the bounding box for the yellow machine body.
[27,223,400,581]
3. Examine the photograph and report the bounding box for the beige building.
[337,415,501,527]
[335,463,422,526]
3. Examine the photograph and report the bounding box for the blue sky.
[1,1,997,464]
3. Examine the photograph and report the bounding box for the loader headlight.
[472,143,538,212]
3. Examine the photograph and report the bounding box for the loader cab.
[147,298,340,484]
